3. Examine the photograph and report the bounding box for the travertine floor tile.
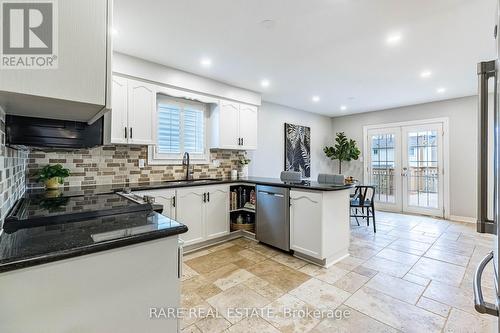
[289,278,351,311]
[333,271,370,293]
[345,287,445,332]
[212,268,256,291]
[263,293,321,333]
[375,248,420,265]
[310,305,398,333]
[409,257,466,286]
[225,316,280,333]
[361,256,413,278]
[271,253,308,270]
[416,296,450,317]
[247,260,311,292]
[444,308,497,333]
[365,273,425,304]
[313,265,350,285]
[207,284,271,324]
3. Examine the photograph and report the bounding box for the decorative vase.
[45,177,60,190]
[239,165,249,178]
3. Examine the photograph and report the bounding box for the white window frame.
[148,95,210,165]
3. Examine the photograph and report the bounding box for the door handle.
[474,251,498,316]
[401,167,408,177]
[177,246,183,279]
[477,60,496,234]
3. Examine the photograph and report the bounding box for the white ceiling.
[114,0,497,116]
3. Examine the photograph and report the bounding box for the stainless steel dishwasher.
[256,185,290,251]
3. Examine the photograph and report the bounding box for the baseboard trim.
[449,215,476,224]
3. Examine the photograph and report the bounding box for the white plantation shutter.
[157,105,181,153]
[154,95,206,161]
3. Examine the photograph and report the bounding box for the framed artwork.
[284,123,311,177]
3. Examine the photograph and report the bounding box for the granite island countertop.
[0,211,187,273]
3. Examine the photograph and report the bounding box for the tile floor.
[181,211,498,333]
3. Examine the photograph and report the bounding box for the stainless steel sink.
[163,178,222,185]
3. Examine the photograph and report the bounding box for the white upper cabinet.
[127,80,155,145]
[0,0,112,122]
[210,100,258,150]
[104,76,155,145]
[218,101,240,149]
[108,76,128,144]
[238,104,258,149]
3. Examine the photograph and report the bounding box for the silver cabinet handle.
[177,246,183,279]
[474,251,498,316]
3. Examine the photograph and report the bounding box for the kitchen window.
[149,95,209,164]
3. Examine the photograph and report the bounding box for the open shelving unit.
[229,184,256,235]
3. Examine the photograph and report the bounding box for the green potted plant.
[324,132,361,174]
[36,164,71,190]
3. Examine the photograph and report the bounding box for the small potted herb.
[36,164,71,190]
[239,157,251,178]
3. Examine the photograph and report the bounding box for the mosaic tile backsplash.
[0,108,28,221]
[27,146,247,187]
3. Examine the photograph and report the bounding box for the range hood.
[6,115,103,149]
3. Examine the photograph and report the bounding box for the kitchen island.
[0,196,187,333]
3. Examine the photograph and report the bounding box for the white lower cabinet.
[205,186,230,240]
[176,187,206,246]
[134,189,176,220]
[290,190,323,259]
[290,189,351,266]
[176,185,229,246]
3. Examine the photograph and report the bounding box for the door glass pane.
[370,133,395,204]
[406,130,438,209]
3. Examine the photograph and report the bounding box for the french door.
[366,122,445,217]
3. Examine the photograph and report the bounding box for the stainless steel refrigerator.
[475,1,500,327]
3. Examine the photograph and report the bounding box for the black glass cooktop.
[3,193,152,233]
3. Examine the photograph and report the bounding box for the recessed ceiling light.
[437,87,446,93]
[420,70,432,78]
[260,79,270,88]
[260,19,276,30]
[200,58,212,67]
[340,105,347,111]
[312,96,320,103]
[386,32,402,45]
[111,28,118,36]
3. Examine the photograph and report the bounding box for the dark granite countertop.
[0,211,187,273]
[25,176,355,198]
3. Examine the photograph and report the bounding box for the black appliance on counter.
[2,192,160,234]
[5,115,103,148]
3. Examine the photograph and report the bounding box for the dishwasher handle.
[258,190,284,198]
[474,251,499,316]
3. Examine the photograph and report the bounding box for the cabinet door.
[127,79,156,145]
[218,100,240,149]
[109,76,129,144]
[239,105,258,150]
[176,187,206,246]
[290,190,323,259]
[205,185,229,240]
[0,0,108,107]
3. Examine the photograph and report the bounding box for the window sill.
[147,146,210,165]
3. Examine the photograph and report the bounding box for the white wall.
[248,102,334,180]
[113,52,261,106]
[330,96,479,219]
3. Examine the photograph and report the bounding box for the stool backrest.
[353,186,375,203]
